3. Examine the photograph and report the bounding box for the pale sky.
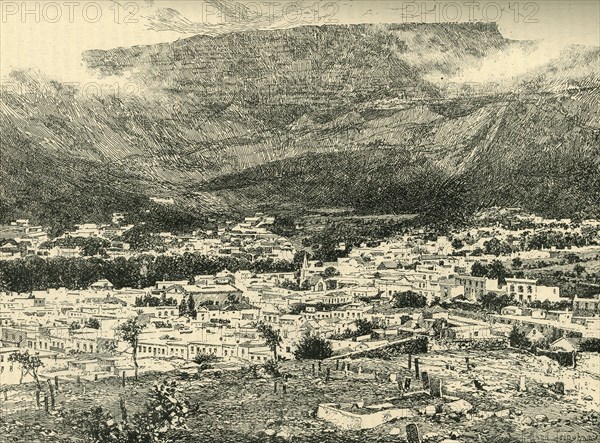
[1,1,598,84]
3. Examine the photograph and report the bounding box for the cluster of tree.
[134,293,177,307]
[526,299,572,311]
[533,272,599,297]
[179,294,197,319]
[330,318,384,340]
[480,292,515,313]
[0,253,295,293]
[120,225,168,252]
[85,317,100,329]
[564,253,582,264]
[303,218,412,262]
[69,317,100,331]
[41,236,111,257]
[293,333,333,360]
[392,290,427,309]
[471,260,512,285]
[269,215,297,238]
[580,338,600,353]
[519,229,598,251]
[279,280,310,291]
[482,238,515,256]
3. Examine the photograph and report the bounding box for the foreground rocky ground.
[1,350,598,443]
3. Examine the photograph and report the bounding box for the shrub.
[262,359,281,378]
[65,381,193,443]
[293,334,333,360]
[193,353,219,370]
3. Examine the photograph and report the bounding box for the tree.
[255,322,282,361]
[471,261,488,277]
[117,316,145,380]
[85,317,101,329]
[392,291,427,308]
[321,267,340,279]
[69,321,81,333]
[487,260,511,285]
[480,292,514,313]
[294,334,333,360]
[512,257,523,269]
[565,253,581,264]
[178,297,188,317]
[354,318,382,338]
[8,350,44,388]
[509,326,531,349]
[451,238,464,250]
[432,318,448,339]
[573,264,586,276]
[187,294,197,320]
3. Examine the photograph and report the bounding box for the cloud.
[145,0,331,36]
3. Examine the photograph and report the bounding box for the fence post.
[414,358,420,379]
[119,396,128,421]
[47,379,55,409]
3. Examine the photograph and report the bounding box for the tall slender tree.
[117,316,145,380]
[256,322,282,361]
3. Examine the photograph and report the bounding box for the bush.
[64,381,193,443]
[262,359,281,378]
[193,353,219,370]
[509,326,531,349]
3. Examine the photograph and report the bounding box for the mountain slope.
[1,23,599,228]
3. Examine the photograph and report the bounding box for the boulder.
[445,399,473,414]
[277,427,292,440]
[522,416,534,426]
[389,427,401,436]
[425,405,437,416]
